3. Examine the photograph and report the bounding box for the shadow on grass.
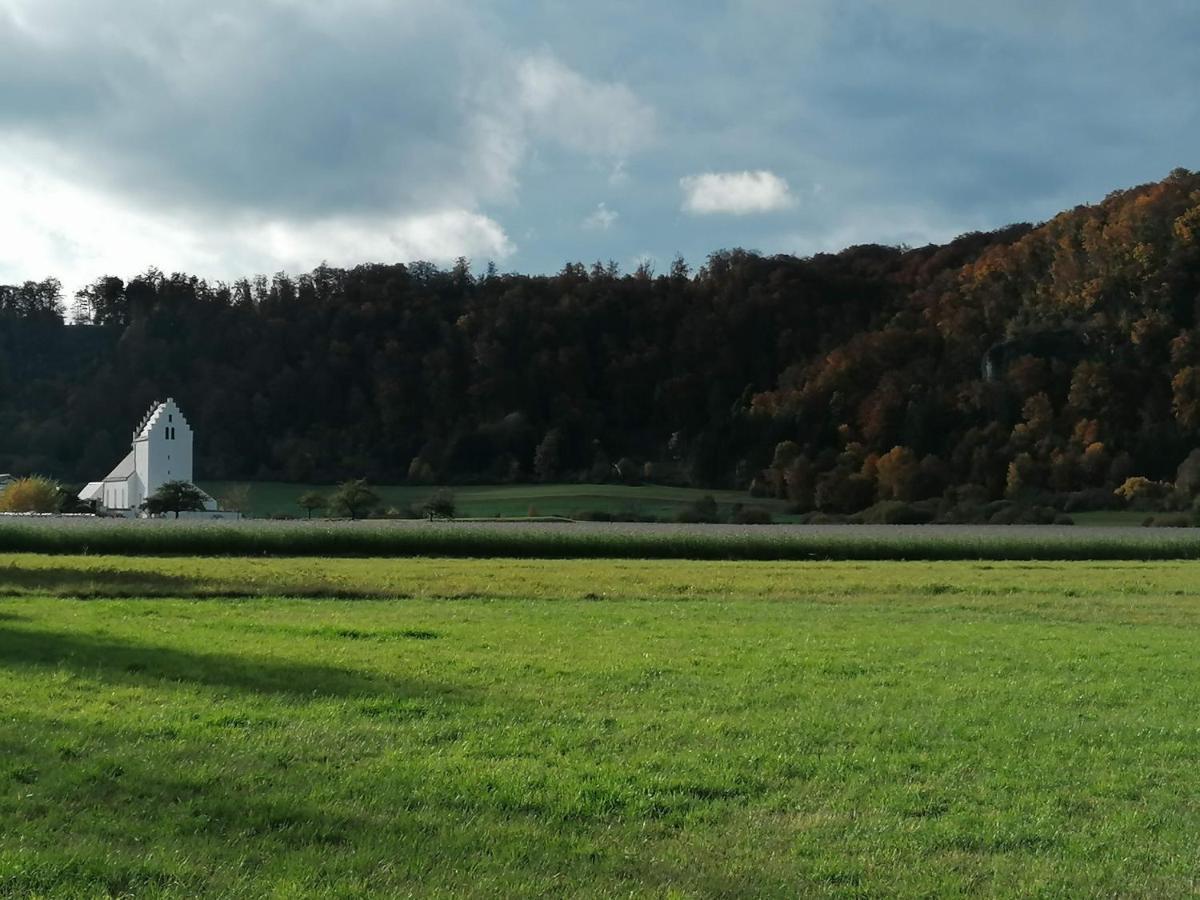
[0,566,230,598]
[0,623,454,699]
[0,566,381,600]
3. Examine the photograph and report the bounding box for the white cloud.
[515,53,655,160]
[467,51,656,202]
[0,143,513,294]
[582,203,619,231]
[680,170,794,215]
[0,2,654,288]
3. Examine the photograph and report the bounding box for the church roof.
[78,482,104,502]
[131,397,192,442]
[103,451,136,483]
[134,400,168,441]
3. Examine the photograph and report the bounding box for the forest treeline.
[4,168,1200,515]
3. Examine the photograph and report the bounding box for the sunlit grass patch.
[3,557,1200,895]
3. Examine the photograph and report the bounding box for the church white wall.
[104,482,130,510]
[136,399,195,501]
[93,398,204,512]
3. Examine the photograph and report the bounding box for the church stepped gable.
[133,398,188,441]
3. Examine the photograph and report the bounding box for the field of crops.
[4,518,1200,560]
[3,554,1200,896]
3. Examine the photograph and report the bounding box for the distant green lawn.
[3,556,1200,895]
[197,481,1158,528]
[199,480,789,520]
[1069,509,1154,526]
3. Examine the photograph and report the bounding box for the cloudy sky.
[2,0,1198,294]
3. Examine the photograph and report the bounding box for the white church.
[79,398,219,515]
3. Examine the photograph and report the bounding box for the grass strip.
[3,521,1200,560]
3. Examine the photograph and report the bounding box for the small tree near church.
[142,481,206,518]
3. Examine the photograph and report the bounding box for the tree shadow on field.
[0,565,382,600]
[0,566,230,599]
[0,623,460,700]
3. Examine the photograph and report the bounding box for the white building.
[79,398,218,514]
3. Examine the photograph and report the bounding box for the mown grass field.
[3,555,1200,896]
[199,480,787,521]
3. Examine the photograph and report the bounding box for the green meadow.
[198,480,786,521]
[3,555,1200,896]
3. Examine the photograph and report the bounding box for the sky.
[1,0,1198,296]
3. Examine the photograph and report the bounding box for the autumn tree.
[0,476,62,513]
[1172,367,1200,430]
[875,446,919,502]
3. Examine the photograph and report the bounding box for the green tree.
[219,484,252,516]
[297,490,326,519]
[1175,449,1200,499]
[143,481,206,518]
[422,489,456,520]
[328,479,380,519]
[534,429,562,482]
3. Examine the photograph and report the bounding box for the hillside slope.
[3,168,1199,514]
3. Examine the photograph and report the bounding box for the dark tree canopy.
[4,169,1200,515]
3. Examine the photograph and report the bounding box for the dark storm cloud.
[0,1,503,215]
[1,0,1198,286]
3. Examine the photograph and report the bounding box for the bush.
[575,509,659,523]
[1063,488,1119,513]
[1115,476,1172,511]
[1142,513,1193,528]
[614,457,641,485]
[988,504,1059,525]
[815,471,875,514]
[0,476,63,513]
[423,489,457,520]
[795,511,849,525]
[855,501,935,525]
[731,506,773,525]
[675,495,720,524]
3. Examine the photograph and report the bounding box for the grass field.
[199,480,787,521]
[4,554,1200,896]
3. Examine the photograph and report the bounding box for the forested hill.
[4,168,1200,511]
